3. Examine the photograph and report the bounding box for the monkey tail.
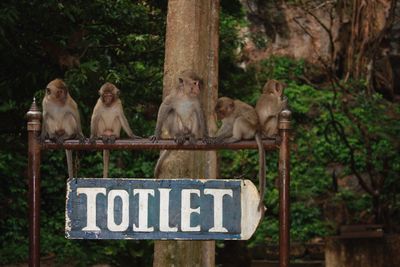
[103,149,110,178]
[73,151,80,178]
[65,150,74,179]
[154,150,171,178]
[255,133,266,217]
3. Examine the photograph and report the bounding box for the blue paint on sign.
[66,178,245,240]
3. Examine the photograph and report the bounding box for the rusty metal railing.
[26,99,291,267]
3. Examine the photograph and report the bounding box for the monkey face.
[179,78,200,97]
[188,80,200,96]
[45,79,68,103]
[101,90,115,106]
[99,83,119,107]
[215,97,234,120]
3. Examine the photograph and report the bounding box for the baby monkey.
[90,82,140,177]
[40,78,85,178]
[213,97,266,212]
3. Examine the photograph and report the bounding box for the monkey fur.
[213,96,266,213]
[255,79,287,138]
[90,82,141,178]
[150,70,210,177]
[40,78,85,178]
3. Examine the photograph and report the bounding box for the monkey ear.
[262,81,271,94]
[62,84,69,94]
[275,83,282,96]
[215,102,221,112]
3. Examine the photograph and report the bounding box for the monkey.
[90,82,141,143]
[150,70,210,177]
[41,40,87,71]
[90,82,141,178]
[42,28,89,72]
[212,97,266,213]
[255,79,287,138]
[40,78,85,178]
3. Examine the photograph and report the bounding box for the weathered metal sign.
[66,178,263,240]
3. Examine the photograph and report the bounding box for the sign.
[66,178,263,240]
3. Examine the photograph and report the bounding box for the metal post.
[26,99,42,267]
[278,109,291,267]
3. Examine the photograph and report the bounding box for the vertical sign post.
[278,109,292,267]
[26,99,42,267]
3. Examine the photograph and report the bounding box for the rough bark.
[153,0,219,266]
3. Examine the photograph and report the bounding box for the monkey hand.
[188,134,197,145]
[107,135,116,144]
[174,134,186,145]
[149,135,159,143]
[55,136,65,145]
[77,134,86,144]
[89,137,97,145]
[38,133,47,144]
[207,136,223,144]
[102,135,111,144]
[202,135,213,144]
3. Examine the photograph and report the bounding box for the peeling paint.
[65,178,262,240]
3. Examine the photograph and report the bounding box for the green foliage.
[0,148,29,263]
[258,56,306,83]
[219,9,260,103]
[0,0,166,265]
[222,56,400,245]
[218,56,339,243]
[246,75,337,244]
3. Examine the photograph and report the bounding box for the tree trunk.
[153,0,219,266]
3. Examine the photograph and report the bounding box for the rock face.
[239,0,400,99]
[240,1,334,66]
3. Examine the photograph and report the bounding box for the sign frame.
[65,178,263,240]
